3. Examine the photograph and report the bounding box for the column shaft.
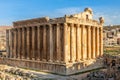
[63,23,68,63]
[29,27,32,60]
[17,28,21,58]
[37,26,40,60]
[92,27,95,58]
[24,28,27,59]
[49,24,53,62]
[34,27,38,60]
[96,27,99,57]
[46,25,50,61]
[56,24,61,62]
[81,25,87,60]
[43,25,47,61]
[32,27,35,60]
[100,27,103,57]
[14,29,16,58]
[87,26,91,59]
[10,30,13,58]
[76,24,81,62]
[20,29,22,59]
[27,27,30,59]
[70,24,74,62]
[17,29,20,58]
[6,30,10,58]
[12,30,14,58]
[22,28,25,59]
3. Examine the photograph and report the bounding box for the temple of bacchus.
[4,8,104,75]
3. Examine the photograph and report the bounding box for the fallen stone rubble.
[82,70,118,80]
[0,65,55,80]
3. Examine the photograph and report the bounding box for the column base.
[32,58,35,60]
[42,59,46,62]
[27,57,30,60]
[75,59,79,62]
[48,60,53,62]
[69,60,73,63]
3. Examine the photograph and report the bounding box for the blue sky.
[0,0,120,26]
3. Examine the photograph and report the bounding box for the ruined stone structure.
[5,8,104,75]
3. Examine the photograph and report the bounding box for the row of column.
[6,23,103,63]
[7,24,66,63]
[64,23,103,63]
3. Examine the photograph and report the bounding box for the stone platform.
[0,58,103,75]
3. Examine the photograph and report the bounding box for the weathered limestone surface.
[4,8,104,75]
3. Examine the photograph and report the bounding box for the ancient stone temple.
[5,8,104,75]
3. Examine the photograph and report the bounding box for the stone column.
[70,23,73,62]
[37,26,40,60]
[29,27,32,60]
[63,23,68,63]
[100,27,103,57]
[16,29,18,58]
[9,30,12,58]
[16,29,19,58]
[11,30,14,58]
[87,26,91,59]
[46,25,50,61]
[22,28,25,59]
[34,27,38,60]
[92,27,95,58]
[43,25,47,61]
[19,28,22,59]
[24,28,27,59]
[6,30,10,58]
[96,27,99,57]
[26,27,30,59]
[76,24,81,62]
[56,24,61,62]
[17,29,20,58]
[32,27,35,60]
[81,25,87,60]
[49,24,53,62]
[14,29,16,58]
